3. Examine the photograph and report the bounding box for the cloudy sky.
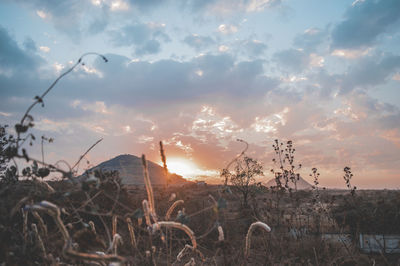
[1,0,400,188]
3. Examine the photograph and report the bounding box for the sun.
[162,158,199,178]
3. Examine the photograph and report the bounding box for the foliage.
[331,192,400,235]
[270,139,302,192]
[221,155,263,207]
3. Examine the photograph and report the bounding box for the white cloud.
[304,28,321,35]
[195,69,203,76]
[138,135,154,143]
[39,46,50,53]
[53,62,64,74]
[36,10,48,19]
[280,75,308,83]
[309,53,324,67]
[218,45,229,52]
[331,48,371,59]
[392,73,400,81]
[72,100,110,114]
[111,0,130,11]
[251,117,276,133]
[91,0,102,6]
[218,24,238,34]
[352,0,365,7]
[0,111,11,117]
[81,65,104,78]
[246,0,280,12]
[124,125,132,133]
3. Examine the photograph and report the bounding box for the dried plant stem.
[184,258,196,266]
[35,179,55,193]
[72,138,103,170]
[111,234,123,255]
[313,247,319,266]
[11,197,30,217]
[31,223,47,259]
[88,221,96,234]
[152,221,197,249]
[126,217,137,249]
[32,211,48,237]
[176,244,205,262]
[165,200,184,220]
[245,221,271,258]
[25,201,125,263]
[142,200,152,226]
[141,155,156,219]
[218,225,224,241]
[159,141,169,184]
[112,215,118,237]
[17,52,108,150]
[223,139,248,185]
[22,209,28,243]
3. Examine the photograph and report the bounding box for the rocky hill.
[83,154,189,185]
[265,175,312,190]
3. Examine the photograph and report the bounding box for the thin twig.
[72,138,103,170]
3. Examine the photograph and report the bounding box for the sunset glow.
[1,0,400,188]
[163,158,198,178]
[159,158,218,180]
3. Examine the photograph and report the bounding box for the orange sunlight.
[162,158,199,178]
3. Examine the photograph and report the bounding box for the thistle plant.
[343,166,356,196]
[270,139,301,192]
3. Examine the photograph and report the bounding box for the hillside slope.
[265,175,312,190]
[84,154,188,185]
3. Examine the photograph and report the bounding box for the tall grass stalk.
[152,221,197,249]
[25,201,125,263]
[165,199,184,220]
[245,221,271,258]
[126,217,137,249]
[31,223,47,259]
[141,155,156,219]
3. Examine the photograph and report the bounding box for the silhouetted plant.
[221,155,263,207]
[343,166,357,196]
[270,139,302,192]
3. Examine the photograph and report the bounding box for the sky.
[0,0,400,189]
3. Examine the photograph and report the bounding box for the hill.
[265,175,312,190]
[83,154,189,185]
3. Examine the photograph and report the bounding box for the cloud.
[0,26,43,74]
[87,5,110,35]
[23,37,37,52]
[0,52,277,132]
[125,0,164,11]
[331,47,371,59]
[14,0,85,39]
[183,34,215,51]
[218,45,229,52]
[217,24,238,34]
[293,27,327,52]
[110,22,170,56]
[39,46,50,53]
[340,53,400,94]
[183,0,281,15]
[273,48,310,73]
[331,0,400,50]
[242,39,268,57]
